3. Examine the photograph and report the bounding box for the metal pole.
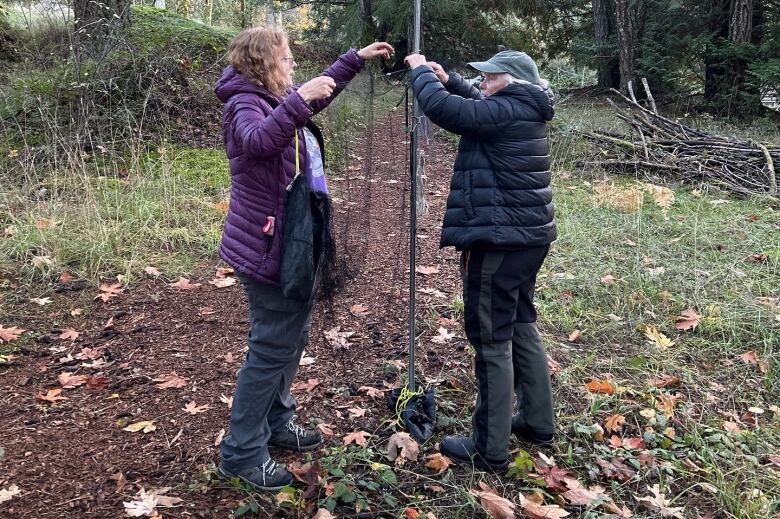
[408,0,422,393]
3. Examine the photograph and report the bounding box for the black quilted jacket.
[410,66,557,250]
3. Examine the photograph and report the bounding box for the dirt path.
[0,112,468,518]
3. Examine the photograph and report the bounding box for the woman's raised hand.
[427,61,449,84]
[357,42,394,60]
[298,76,337,103]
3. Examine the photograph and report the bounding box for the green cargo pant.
[461,247,554,460]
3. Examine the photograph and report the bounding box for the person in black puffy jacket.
[405,50,557,471]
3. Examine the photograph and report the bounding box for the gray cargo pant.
[220,276,314,471]
[461,247,554,460]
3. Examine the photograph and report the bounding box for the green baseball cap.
[468,50,540,84]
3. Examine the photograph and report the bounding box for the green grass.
[0,145,229,283]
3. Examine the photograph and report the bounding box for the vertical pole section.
[408,0,422,394]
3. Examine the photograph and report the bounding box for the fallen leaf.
[110,472,127,491]
[215,267,234,278]
[536,465,573,492]
[299,353,316,366]
[585,378,615,395]
[312,509,336,519]
[124,420,156,433]
[723,421,741,435]
[209,277,236,288]
[568,329,583,343]
[86,375,110,390]
[425,453,451,473]
[323,326,355,349]
[317,423,334,436]
[58,372,88,388]
[36,388,67,403]
[95,282,123,302]
[276,488,296,505]
[76,347,103,360]
[562,478,631,517]
[59,272,76,283]
[123,489,158,517]
[214,200,229,213]
[644,326,675,349]
[154,373,188,389]
[469,483,516,519]
[219,394,233,409]
[404,508,421,519]
[0,325,25,343]
[214,428,226,446]
[739,351,770,374]
[596,457,636,482]
[649,374,681,388]
[32,255,55,269]
[415,265,439,276]
[674,308,701,331]
[348,407,367,419]
[168,277,201,290]
[547,354,562,375]
[30,297,53,306]
[623,437,646,449]
[343,430,371,447]
[70,308,83,317]
[350,304,371,317]
[358,386,385,398]
[144,266,161,277]
[0,485,21,504]
[600,274,615,285]
[634,484,684,518]
[182,401,210,415]
[655,393,682,417]
[293,378,321,393]
[386,432,420,465]
[58,328,80,341]
[744,253,768,263]
[430,326,456,344]
[605,414,626,433]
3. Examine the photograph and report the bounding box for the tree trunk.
[614,0,636,93]
[729,0,753,42]
[594,0,620,89]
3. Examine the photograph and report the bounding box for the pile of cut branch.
[577,79,778,197]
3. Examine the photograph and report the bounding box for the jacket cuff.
[346,48,366,71]
[286,90,314,123]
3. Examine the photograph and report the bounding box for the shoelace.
[286,416,307,439]
[261,458,279,481]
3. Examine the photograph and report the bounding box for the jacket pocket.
[462,170,474,220]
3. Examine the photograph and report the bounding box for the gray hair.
[494,72,532,85]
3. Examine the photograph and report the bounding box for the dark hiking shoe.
[440,435,509,472]
[268,415,323,452]
[511,416,554,447]
[218,459,294,491]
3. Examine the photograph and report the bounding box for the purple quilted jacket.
[215,49,365,284]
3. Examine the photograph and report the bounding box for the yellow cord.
[395,385,424,421]
[294,130,300,176]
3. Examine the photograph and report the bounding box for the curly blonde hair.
[227,27,290,96]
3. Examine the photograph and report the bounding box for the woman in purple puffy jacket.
[214,26,392,491]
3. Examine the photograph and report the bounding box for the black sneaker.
[511,416,554,447]
[218,458,294,491]
[268,415,323,452]
[440,435,509,472]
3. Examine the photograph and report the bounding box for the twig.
[641,77,658,115]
